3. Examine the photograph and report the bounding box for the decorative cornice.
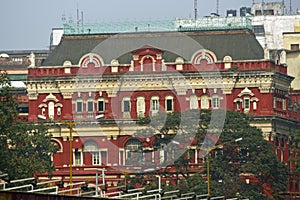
[61,92,73,99]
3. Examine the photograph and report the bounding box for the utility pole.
[63,121,76,195]
[68,121,74,195]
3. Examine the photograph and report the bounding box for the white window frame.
[42,107,46,115]
[119,149,125,166]
[201,95,209,109]
[92,150,108,165]
[98,98,105,112]
[237,101,241,110]
[74,149,83,166]
[92,152,100,165]
[212,95,220,109]
[125,139,143,165]
[122,97,131,112]
[122,97,131,118]
[137,96,145,117]
[253,101,257,110]
[283,99,286,110]
[57,107,61,115]
[76,100,83,113]
[151,96,159,116]
[273,97,277,109]
[48,101,55,120]
[243,96,250,111]
[87,99,94,113]
[190,94,198,110]
[165,96,174,112]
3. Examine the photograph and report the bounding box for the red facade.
[25,30,300,197]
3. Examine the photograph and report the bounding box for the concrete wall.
[252,15,300,49]
[284,33,300,89]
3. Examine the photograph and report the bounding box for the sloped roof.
[42,29,263,66]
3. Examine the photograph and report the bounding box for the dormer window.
[191,49,217,65]
[42,107,46,115]
[57,107,61,116]
[79,53,104,68]
[234,87,259,113]
[243,96,250,111]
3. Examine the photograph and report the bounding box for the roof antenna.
[194,0,198,20]
[261,0,265,15]
[81,11,84,33]
[216,0,220,15]
[76,3,80,33]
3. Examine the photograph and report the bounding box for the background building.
[252,1,285,16]
[283,32,300,89]
[0,50,49,121]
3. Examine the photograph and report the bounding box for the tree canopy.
[0,70,57,180]
[136,110,288,199]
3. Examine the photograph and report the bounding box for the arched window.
[235,87,259,113]
[83,140,98,152]
[76,99,83,113]
[190,94,198,110]
[125,139,143,165]
[86,99,94,113]
[137,96,145,117]
[83,140,107,165]
[191,49,217,65]
[243,96,250,112]
[51,140,62,152]
[50,140,62,162]
[200,95,209,109]
[48,102,55,120]
[98,97,105,112]
[122,97,131,118]
[140,55,156,72]
[165,96,174,112]
[79,53,104,68]
[151,96,159,116]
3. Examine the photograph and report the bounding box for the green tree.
[289,129,300,196]
[190,111,288,199]
[137,110,288,199]
[0,70,58,180]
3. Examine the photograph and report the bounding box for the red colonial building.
[26,28,300,196]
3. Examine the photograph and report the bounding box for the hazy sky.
[1,0,300,50]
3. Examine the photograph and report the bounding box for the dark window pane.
[124,100,130,112]
[77,102,83,112]
[98,101,104,111]
[166,99,172,111]
[87,101,93,112]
